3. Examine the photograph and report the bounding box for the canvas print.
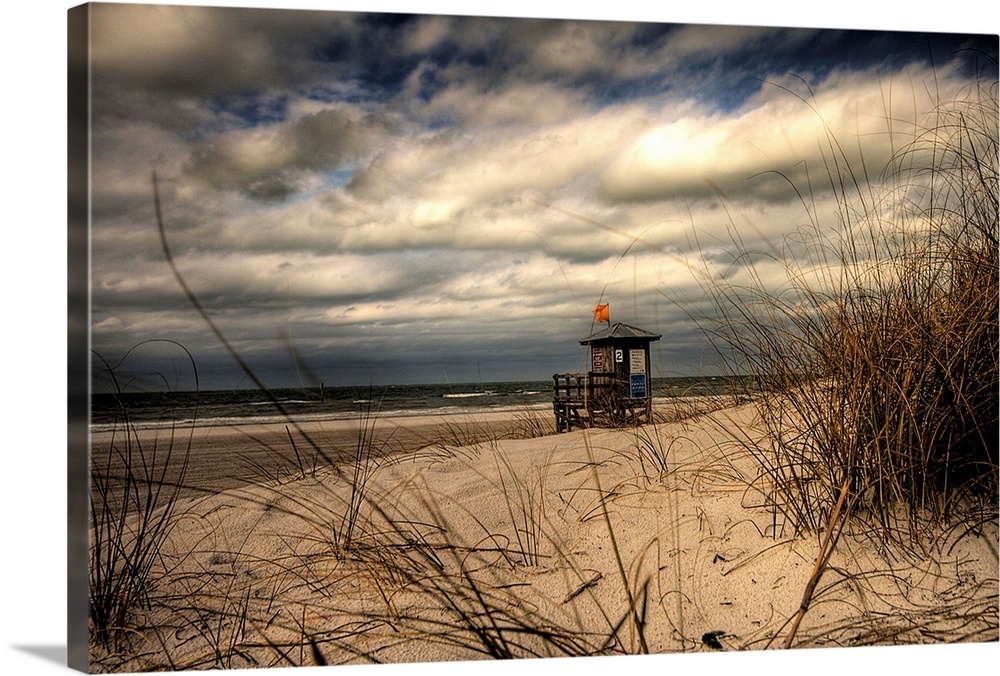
[67,2,999,672]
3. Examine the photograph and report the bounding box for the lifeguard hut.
[552,321,661,432]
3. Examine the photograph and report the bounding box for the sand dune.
[89,402,999,671]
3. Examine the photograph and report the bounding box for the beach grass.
[703,77,998,544]
[89,344,198,656]
[87,391,997,669]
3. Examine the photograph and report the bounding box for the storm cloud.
[83,2,998,390]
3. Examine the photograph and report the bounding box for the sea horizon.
[90,375,745,432]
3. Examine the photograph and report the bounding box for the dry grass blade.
[782,476,852,648]
[89,342,197,654]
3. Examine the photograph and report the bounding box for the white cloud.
[599,62,973,204]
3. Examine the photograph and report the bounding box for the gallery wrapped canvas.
[67,2,998,673]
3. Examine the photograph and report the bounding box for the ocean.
[90,376,741,432]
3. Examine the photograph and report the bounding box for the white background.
[2,1,997,674]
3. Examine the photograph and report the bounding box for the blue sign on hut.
[552,321,661,432]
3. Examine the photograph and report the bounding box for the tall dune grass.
[89,343,196,653]
[705,77,998,544]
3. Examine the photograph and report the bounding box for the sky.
[81,1,998,391]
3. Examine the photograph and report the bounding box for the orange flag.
[593,304,609,324]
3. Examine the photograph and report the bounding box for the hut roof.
[580,322,661,345]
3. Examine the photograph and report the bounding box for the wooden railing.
[552,371,649,432]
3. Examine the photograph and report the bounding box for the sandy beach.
[88,401,999,672]
[90,408,554,505]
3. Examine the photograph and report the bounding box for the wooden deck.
[552,372,652,432]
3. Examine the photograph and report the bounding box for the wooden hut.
[552,322,661,432]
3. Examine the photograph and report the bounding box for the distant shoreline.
[89,376,747,432]
[88,396,726,507]
[90,406,554,505]
[88,400,556,433]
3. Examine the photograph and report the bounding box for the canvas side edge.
[67,3,92,673]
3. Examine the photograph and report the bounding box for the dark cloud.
[183,108,397,199]
[91,4,354,96]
